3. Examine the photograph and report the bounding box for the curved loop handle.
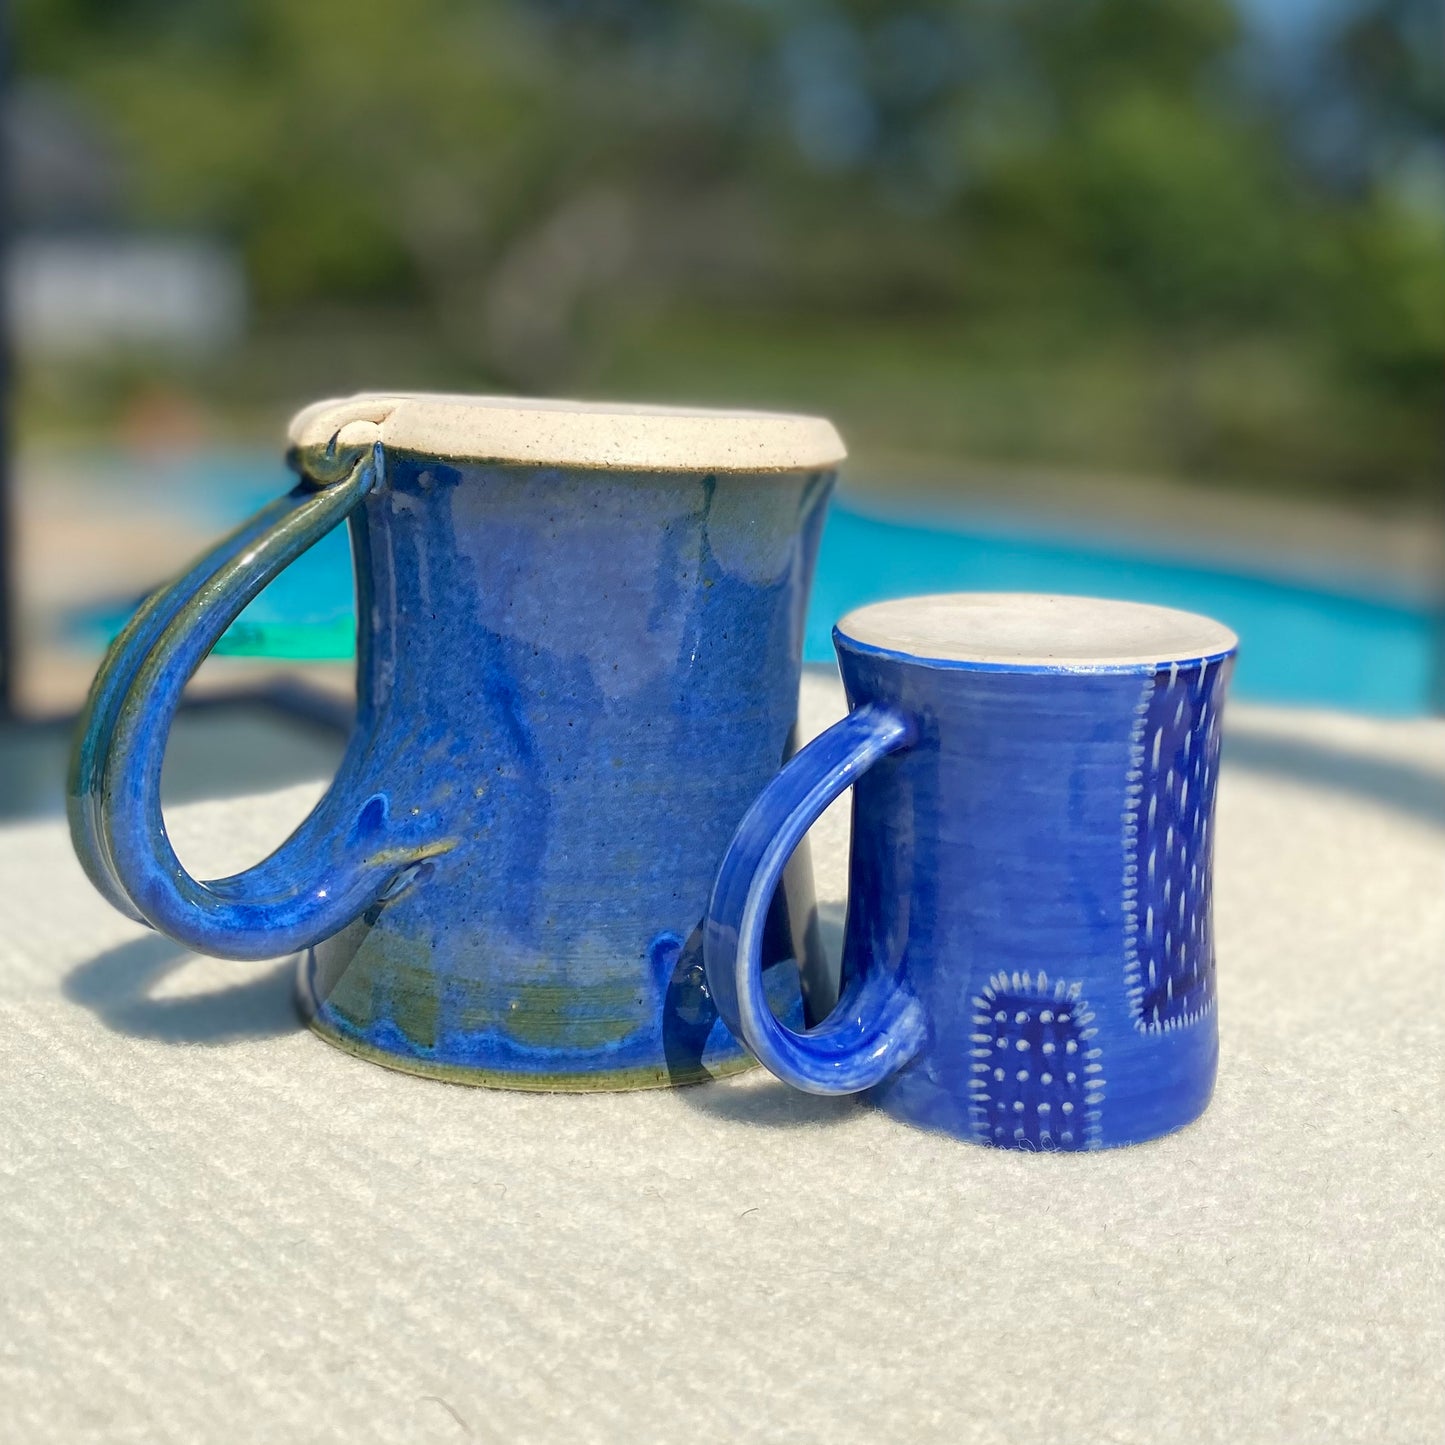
[67,487,326,921]
[704,702,927,1095]
[67,448,446,960]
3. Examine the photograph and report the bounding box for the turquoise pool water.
[78,460,1439,716]
[810,505,1437,716]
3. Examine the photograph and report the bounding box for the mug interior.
[835,592,1237,671]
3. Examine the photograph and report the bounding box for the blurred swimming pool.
[810,505,1437,715]
[74,461,1439,716]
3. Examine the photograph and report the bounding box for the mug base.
[866,1013,1218,1151]
[293,945,790,1092]
[301,1006,760,1091]
[867,1087,1215,1151]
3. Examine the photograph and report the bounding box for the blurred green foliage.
[16,0,1445,501]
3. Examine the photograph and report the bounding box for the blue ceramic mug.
[705,593,1238,1148]
[70,393,845,1089]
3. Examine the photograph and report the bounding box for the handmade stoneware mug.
[70,393,844,1089]
[704,592,1237,1148]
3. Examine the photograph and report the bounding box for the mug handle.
[704,701,928,1094]
[68,446,451,960]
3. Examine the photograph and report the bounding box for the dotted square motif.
[1124,657,1228,1032]
[970,971,1103,1151]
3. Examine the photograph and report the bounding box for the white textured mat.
[2,673,1442,1444]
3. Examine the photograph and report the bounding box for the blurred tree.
[12,0,1443,500]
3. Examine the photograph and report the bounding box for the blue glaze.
[70,438,835,1089]
[704,600,1236,1148]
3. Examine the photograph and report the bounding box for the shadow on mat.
[1227,726,1445,833]
[670,901,858,1130]
[64,934,299,1043]
[675,1070,861,1130]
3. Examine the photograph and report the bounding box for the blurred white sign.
[8,236,246,356]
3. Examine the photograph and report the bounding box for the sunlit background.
[4,0,1442,811]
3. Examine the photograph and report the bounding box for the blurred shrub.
[15,0,1444,501]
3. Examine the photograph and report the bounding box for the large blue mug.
[705,593,1238,1148]
[70,393,844,1089]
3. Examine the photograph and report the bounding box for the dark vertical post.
[0,0,14,721]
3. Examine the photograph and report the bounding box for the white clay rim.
[836,593,1238,669]
[287,392,846,474]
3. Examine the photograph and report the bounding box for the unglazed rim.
[836,593,1239,671]
[287,392,846,474]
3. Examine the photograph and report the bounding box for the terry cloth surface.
[2,671,1442,1444]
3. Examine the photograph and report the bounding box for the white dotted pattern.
[1122,657,1229,1033]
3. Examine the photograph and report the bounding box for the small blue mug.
[705,593,1237,1149]
[70,393,844,1090]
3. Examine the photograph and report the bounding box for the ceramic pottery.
[705,592,1237,1148]
[70,393,844,1089]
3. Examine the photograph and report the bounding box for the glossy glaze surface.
[705,595,1235,1148]
[72,426,834,1088]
